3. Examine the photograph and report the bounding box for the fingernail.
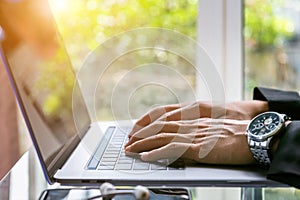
[140,152,148,161]
[125,139,133,146]
[125,145,131,151]
[124,142,130,147]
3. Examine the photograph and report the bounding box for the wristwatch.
[246,111,290,166]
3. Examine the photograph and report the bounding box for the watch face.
[248,112,282,139]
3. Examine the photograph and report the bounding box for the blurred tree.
[244,0,298,100]
[34,0,199,119]
[244,0,294,51]
[50,0,198,68]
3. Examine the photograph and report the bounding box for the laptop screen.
[0,0,90,171]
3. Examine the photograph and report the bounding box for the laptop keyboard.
[87,126,184,171]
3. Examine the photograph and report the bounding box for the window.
[244,0,300,99]
[199,0,300,101]
[49,0,244,121]
[50,0,199,120]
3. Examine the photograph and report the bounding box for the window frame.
[197,0,243,101]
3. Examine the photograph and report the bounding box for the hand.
[125,100,268,165]
[127,100,268,139]
[125,118,256,164]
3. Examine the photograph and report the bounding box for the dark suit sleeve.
[253,87,300,188]
[253,87,300,120]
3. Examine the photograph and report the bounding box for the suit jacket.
[253,87,300,189]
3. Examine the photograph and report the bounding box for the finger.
[181,118,246,130]
[158,104,200,122]
[129,102,218,138]
[125,120,202,147]
[126,118,222,148]
[126,122,166,147]
[157,102,208,122]
[138,134,221,163]
[129,104,182,137]
[126,121,180,147]
[125,133,192,153]
[158,102,227,122]
[139,142,195,162]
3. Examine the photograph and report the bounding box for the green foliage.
[43,0,296,118]
[39,0,198,120]
[50,0,198,68]
[244,0,294,51]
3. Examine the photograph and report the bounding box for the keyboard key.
[115,164,132,170]
[118,159,133,164]
[98,165,114,170]
[106,147,120,151]
[133,162,150,170]
[86,157,100,170]
[99,161,116,166]
[101,157,117,162]
[102,154,119,158]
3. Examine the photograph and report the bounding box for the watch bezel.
[246,111,285,142]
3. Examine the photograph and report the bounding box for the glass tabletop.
[1,147,299,200]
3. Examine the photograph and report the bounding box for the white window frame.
[197,0,243,101]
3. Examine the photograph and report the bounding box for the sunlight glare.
[86,0,98,10]
[50,0,68,13]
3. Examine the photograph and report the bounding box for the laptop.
[0,0,282,187]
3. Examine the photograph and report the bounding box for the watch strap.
[248,138,271,166]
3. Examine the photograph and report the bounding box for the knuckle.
[158,114,168,121]
[158,132,167,137]
[153,120,165,126]
[222,127,232,135]
[167,142,179,150]
[154,133,168,141]
[190,143,199,152]
[154,105,166,113]
[151,122,164,132]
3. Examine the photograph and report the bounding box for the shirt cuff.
[253,87,300,120]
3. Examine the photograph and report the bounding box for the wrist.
[241,100,269,119]
[251,100,269,116]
